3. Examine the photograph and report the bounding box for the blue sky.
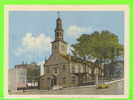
[9,11,124,68]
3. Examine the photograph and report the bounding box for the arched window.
[71,76,76,83]
[54,68,58,73]
[62,64,66,72]
[62,77,66,84]
[72,66,75,73]
[78,65,81,73]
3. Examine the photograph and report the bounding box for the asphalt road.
[10,79,124,95]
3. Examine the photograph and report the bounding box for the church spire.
[51,12,67,55]
[55,11,64,41]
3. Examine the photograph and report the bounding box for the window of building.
[78,65,81,73]
[62,77,66,84]
[62,64,66,72]
[89,68,92,74]
[72,66,75,73]
[72,76,76,83]
[54,45,57,49]
[83,65,86,72]
[46,67,49,73]
[54,68,58,73]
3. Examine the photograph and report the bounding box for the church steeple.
[51,12,67,56]
[55,12,64,41]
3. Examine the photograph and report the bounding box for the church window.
[57,33,59,37]
[62,77,66,84]
[78,65,81,73]
[62,65,66,72]
[72,76,76,83]
[54,68,58,73]
[89,68,92,74]
[72,66,75,73]
[46,67,49,73]
[84,65,87,72]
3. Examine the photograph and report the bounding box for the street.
[10,79,124,95]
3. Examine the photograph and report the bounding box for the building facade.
[8,64,27,92]
[8,68,16,92]
[39,16,93,90]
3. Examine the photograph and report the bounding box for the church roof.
[59,54,92,64]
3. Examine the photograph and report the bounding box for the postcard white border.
[4,5,129,99]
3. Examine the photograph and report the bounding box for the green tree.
[27,63,40,82]
[72,30,123,60]
[72,30,123,79]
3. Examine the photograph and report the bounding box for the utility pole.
[95,59,99,88]
[95,72,98,88]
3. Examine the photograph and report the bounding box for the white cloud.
[15,33,53,56]
[66,25,93,38]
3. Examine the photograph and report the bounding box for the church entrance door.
[51,76,57,87]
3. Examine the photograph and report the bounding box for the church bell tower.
[55,16,64,41]
[51,12,67,55]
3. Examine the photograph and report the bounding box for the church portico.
[40,72,78,89]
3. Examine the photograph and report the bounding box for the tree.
[72,30,123,79]
[27,63,40,82]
